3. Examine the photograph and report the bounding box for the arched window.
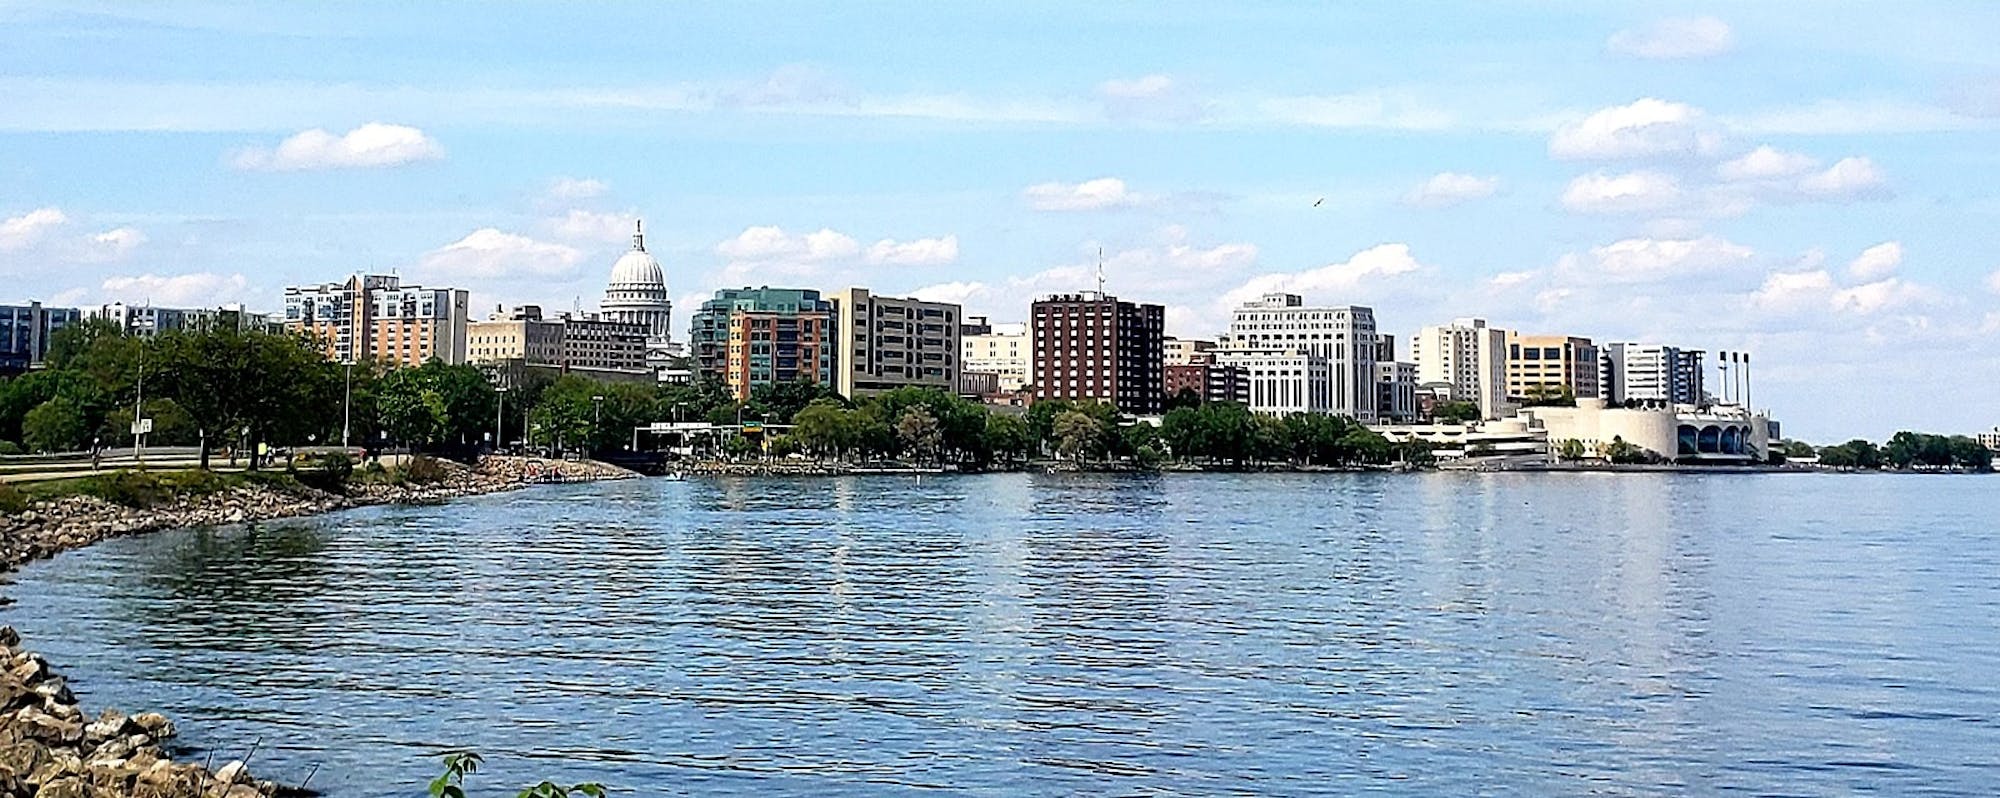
[1677,425,1699,455]
[1721,426,1742,455]
[1698,425,1722,454]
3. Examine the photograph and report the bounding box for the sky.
[3,1,1999,441]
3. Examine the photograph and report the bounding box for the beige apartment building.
[284,274,469,366]
[963,318,1030,391]
[831,288,962,399]
[1506,333,1600,401]
[466,305,648,373]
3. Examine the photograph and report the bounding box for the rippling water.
[6,473,2000,795]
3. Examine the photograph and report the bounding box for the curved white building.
[600,220,673,368]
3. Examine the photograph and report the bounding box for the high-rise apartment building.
[1412,317,1510,420]
[831,288,961,398]
[93,303,277,337]
[1217,293,1377,421]
[963,320,1031,392]
[0,302,82,372]
[689,287,835,401]
[1506,333,1600,401]
[284,275,470,366]
[1601,343,1706,406]
[1030,293,1165,414]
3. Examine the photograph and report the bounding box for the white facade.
[1376,419,1549,466]
[1600,342,1705,405]
[1979,428,2000,452]
[963,322,1030,391]
[600,220,674,371]
[1412,317,1510,421]
[1220,293,1377,421]
[1215,347,1333,415]
[1164,337,1216,366]
[1520,399,1774,463]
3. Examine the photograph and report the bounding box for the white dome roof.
[606,220,666,292]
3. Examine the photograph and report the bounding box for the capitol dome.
[600,219,674,356]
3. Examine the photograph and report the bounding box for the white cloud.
[231,122,444,171]
[1847,242,1902,280]
[1488,270,1539,288]
[0,207,68,251]
[1560,170,1682,214]
[909,281,987,307]
[1563,236,1755,282]
[548,177,609,200]
[1717,145,1817,181]
[1097,74,1209,123]
[82,227,147,262]
[419,228,583,278]
[1549,98,1722,160]
[1100,74,1176,101]
[1988,269,2000,295]
[1404,172,1499,208]
[1023,177,1153,211]
[548,209,636,243]
[715,226,862,262]
[1607,16,1734,59]
[1254,91,1456,131]
[99,272,251,306]
[1831,278,1936,314]
[1221,243,1426,308]
[1750,269,1837,313]
[1730,99,1992,136]
[866,235,959,266]
[1798,157,1889,200]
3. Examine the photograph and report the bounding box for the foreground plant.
[431,751,608,798]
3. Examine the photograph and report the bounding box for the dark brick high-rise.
[1030,293,1165,414]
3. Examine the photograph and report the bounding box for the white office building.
[963,321,1031,392]
[1412,317,1510,420]
[1218,293,1377,420]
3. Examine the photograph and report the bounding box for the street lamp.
[495,386,508,453]
[592,395,605,452]
[341,361,353,448]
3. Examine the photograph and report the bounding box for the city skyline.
[3,2,1999,440]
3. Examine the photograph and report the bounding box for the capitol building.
[601,220,675,368]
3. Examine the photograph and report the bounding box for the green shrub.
[157,469,230,496]
[0,483,28,515]
[82,470,171,508]
[0,440,23,456]
[291,451,356,493]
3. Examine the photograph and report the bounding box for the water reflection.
[5,473,2000,796]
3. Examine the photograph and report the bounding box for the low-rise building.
[1376,419,1549,466]
[466,305,648,373]
[831,287,961,399]
[1376,361,1418,422]
[960,370,1001,397]
[1165,362,1249,406]
[963,320,1030,392]
[93,303,279,337]
[1519,399,1775,464]
[0,301,82,372]
[1979,427,2000,452]
[1164,337,1217,366]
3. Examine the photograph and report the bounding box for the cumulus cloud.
[1549,98,1722,160]
[548,209,637,243]
[1560,170,1684,214]
[909,281,987,307]
[1220,243,1426,308]
[1606,16,1734,59]
[1561,235,1754,282]
[548,177,609,200]
[1750,269,1837,313]
[419,229,584,278]
[1832,278,1937,315]
[99,272,251,306]
[81,227,147,262]
[0,207,68,251]
[1798,157,1889,200]
[1404,172,1500,208]
[716,226,861,262]
[1847,242,1902,280]
[231,123,444,171]
[1717,145,1817,181]
[866,235,959,266]
[1023,177,1153,211]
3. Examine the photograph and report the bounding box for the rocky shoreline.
[0,455,635,795]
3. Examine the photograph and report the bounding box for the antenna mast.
[1096,246,1106,297]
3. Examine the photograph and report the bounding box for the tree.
[22,397,90,452]
[791,399,857,460]
[1164,388,1203,411]
[1818,439,1881,470]
[1432,401,1481,424]
[1051,410,1105,462]
[1781,439,1817,459]
[1556,438,1588,462]
[895,406,942,465]
[983,413,1033,466]
[1519,382,1575,408]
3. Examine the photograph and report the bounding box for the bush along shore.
[0,455,635,573]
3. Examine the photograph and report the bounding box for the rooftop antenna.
[1095,246,1106,297]
[633,219,645,252]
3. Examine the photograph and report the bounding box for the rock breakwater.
[1,626,277,797]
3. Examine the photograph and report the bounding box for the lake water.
[5,473,1999,796]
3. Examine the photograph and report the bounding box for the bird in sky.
[1313,197,1324,207]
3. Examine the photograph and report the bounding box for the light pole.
[592,395,604,452]
[341,361,353,449]
[495,386,508,453]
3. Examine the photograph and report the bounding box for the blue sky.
[3,1,1999,440]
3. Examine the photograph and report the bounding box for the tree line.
[1807,432,1992,472]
